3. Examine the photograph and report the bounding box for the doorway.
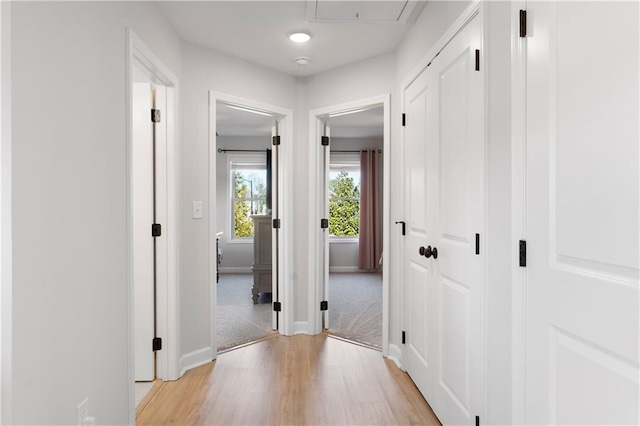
[215,101,279,351]
[324,106,384,349]
[309,95,391,354]
[127,29,180,419]
[208,92,294,358]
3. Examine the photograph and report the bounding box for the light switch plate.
[192,201,203,219]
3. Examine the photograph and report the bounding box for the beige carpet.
[328,272,382,349]
[216,273,274,351]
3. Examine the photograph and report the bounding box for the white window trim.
[227,152,268,243]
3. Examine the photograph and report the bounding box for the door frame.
[126,29,180,422]
[208,91,294,357]
[308,94,391,355]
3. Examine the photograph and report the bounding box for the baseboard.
[218,267,252,274]
[179,347,214,377]
[387,343,403,370]
[329,266,359,273]
[293,321,310,335]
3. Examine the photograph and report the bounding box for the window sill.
[227,237,254,244]
[329,237,359,244]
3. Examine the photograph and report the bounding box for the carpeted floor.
[216,273,274,351]
[328,272,382,349]
[217,272,382,351]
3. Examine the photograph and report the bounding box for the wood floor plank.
[137,334,441,425]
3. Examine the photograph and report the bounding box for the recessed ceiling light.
[295,57,310,66]
[289,32,311,43]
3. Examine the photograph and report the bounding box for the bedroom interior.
[326,106,384,348]
[215,102,277,351]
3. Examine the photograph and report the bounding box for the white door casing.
[522,2,639,424]
[403,12,484,425]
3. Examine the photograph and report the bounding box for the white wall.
[216,136,272,271]
[329,137,383,271]
[179,41,296,358]
[9,2,181,424]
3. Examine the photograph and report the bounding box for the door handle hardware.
[419,246,426,256]
[423,246,438,259]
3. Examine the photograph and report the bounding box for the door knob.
[431,247,438,259]
[424,246,433,258]
[419,246,426,256]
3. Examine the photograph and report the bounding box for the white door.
[523,2,639,424]
[403,14,483,425]
[322,121,331,329]
[271,124,279,331]
[133,82,155,381]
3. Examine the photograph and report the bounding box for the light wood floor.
[136,334,441,425]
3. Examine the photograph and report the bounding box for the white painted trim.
[400,0,481,91]
[387,343,403,371]
[308,94,391,358]
[208,91,295,363]
[328,266,360,273]
[218,267,252,274]
[0,3,12,423]
[293,321,310,335]
[510,1,527,424]
[126,29,180,424]
[179,347,214,377]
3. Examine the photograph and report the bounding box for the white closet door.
[403,14,484,424]
[524,2,639,424]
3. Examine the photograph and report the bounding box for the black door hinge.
[321,218,329,229]
[402,331,406,344]
[519,240,527,267]
[273,301,282,312]
[475,233,480,255]
[272,135,281,146]
[395,221,406,236]
[476,416,480,426]
[320,300,328,311]
[273,218,281,229]
[321,136,330,146]
[519,10,527,37]
[475,49,480,71]
[152,337,162,351]
[152,223,162,237]
[151,109,161,123]
[402,113,406,127]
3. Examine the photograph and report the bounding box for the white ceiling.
[216,102,276,137]
[157,1,424,77]
[329,106,383,138]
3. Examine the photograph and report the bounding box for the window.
[229,154,267,239]
[329,154,360,238]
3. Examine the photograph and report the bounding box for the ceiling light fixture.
[295,56,310,66]
[289,32,311,43]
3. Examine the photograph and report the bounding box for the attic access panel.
[309,0,413,23]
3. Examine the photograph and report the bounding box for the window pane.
[233,200,254,238]
[329,199,360,237]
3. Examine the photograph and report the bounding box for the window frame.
[227,152,268,243]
